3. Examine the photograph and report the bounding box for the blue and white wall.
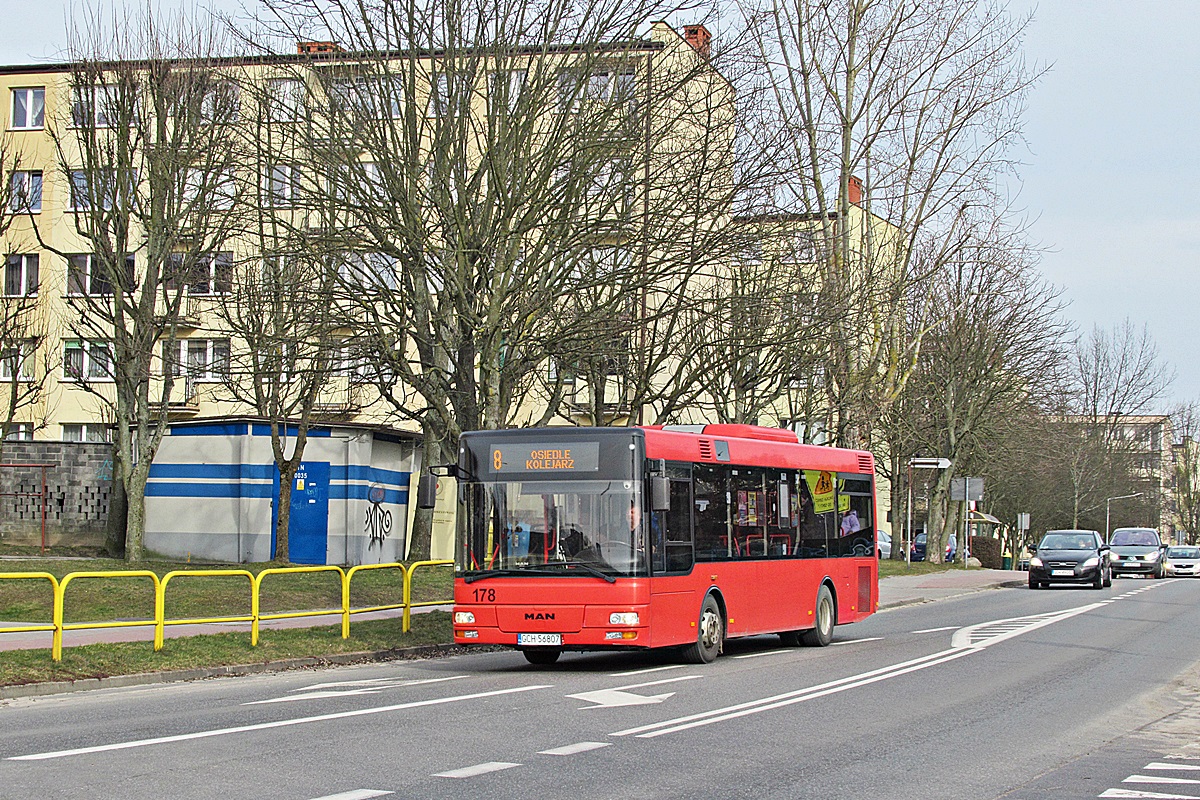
[144,421,420,565]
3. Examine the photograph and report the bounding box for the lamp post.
[906,457,951,565]
[1105,492,1143,543]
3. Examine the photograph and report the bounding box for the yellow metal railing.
[0,561,454,661]
[55,571,162,661]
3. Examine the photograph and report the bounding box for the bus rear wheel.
[522,648,561,666]
[681,595,723,664]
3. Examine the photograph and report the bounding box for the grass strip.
[0,611,452,687]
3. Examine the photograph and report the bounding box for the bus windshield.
[460,479,647,578]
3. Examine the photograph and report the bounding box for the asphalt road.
[2,577,1199,800]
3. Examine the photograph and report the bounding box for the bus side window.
[693,464,730,562]
[662,479,694,573]
[766,471,797,558]
[798,471,830,558]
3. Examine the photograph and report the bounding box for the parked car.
[1163,545,1200,577]
[877,531,892,559]
[910,532,926,562]
[1028,529,1111,589]
[1108,527,1167,579]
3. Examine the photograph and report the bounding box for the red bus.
[420,424,878,665]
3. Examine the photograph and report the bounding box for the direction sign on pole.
[1017,513,1030,531]
[950,477,984,502]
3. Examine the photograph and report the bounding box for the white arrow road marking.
[1100,790,1200,799]
[568,675,701,709]
[307,791,394,800]
[9,684,552,761]
[243,676,468,705]
[434,762,521,779]
[538,742,611,756]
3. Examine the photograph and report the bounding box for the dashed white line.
[832,637,883,646]
[433,762,521,779]
[307,791,394,800]
[538,742,611,756]
[609,665,686,677]
[732,649,791,659]
[912,626,957,634]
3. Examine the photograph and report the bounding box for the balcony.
[166,376,200,418]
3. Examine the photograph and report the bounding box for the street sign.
[1017,513,1030,531]
[950,477,984,502]
[909,457,951,469]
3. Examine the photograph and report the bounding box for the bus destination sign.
[490,442,601,473]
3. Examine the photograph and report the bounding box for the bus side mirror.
[651,476,670,512]
[416,473,439,509]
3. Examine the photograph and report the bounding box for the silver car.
[877,531,892,559]
[1164,546,1200,577]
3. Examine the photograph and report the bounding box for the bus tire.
[522,648,561,666]
[801,585,836,647]
[681,595,723,664]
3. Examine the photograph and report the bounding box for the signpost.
[906,458,951,565]
[951,477,984,567]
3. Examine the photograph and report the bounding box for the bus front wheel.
[681,595,724,664]
[522,648,561,666]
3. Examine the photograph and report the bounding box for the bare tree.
[737,0,1040,449]
[34,7,243,559]
[1172,402,1200,545]
[904,218,1067,562]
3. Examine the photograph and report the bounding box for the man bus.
[418,424,878,665]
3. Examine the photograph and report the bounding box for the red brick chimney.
[847,175,863,206]
[683,25,712,59]
[297,41,341,55]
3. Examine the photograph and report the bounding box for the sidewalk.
[877,567,1027,610]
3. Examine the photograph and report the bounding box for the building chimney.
[847,175,863,206]
[297,41,341,55]
[683,24,712,59]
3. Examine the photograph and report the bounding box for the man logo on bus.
[525,612,555,621]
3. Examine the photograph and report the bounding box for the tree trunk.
[275,462,297,563]
[104,453,127,559]
[407,431,446,562]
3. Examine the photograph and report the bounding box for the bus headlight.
[454,611,476,624]
[609,612,639,625]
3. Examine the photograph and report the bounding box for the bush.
[970,535,1002,569]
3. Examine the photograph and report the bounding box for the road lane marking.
[433,762,520,778]
[732,649,791,660]
[568,675,702,709]
[1100,791,1200,799]
[8,684,553,761]
[1148,763,1200,771]
[244,676,468,705]
[610,665,685,677]
[611,648,965,738]
[301,676,465,692]
[912,626,957,634]
[951,603,1104,649]
[538,742,611,756]
[308,791,394,800]
[832,637,883,646]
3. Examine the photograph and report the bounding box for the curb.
[876,579,1026,612]
[0,643,479,701]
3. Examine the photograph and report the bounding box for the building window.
[165,252,233,294]
[200,81,240,123]
[488,70,526,114]
[10,170,42,213]
[5,254,38,296]
[265,164,299,207]
[4,422,33,441]
[0,341,35,381]
[267,78,304,122]
[339,252,398,290]
[184,168,237,211]
[71,84,133,128]
[70,169,135,212]
[163,338,230,381]
[67,253,135,296]
[62,423,111,443]
[63,340,112,381]
[331,75,402,119]
[11,87,45,129]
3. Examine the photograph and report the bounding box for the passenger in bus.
[840,509,861,536]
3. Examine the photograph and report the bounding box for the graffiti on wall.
[365,483,392,550]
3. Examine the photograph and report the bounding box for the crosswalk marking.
[1099,790,1200,799]
[307,791,394,800]
[1098,758,1200,797]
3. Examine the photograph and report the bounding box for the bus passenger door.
[649,472,698,648]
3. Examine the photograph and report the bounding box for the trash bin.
[1002,556,1012,570]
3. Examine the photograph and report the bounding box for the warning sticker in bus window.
[489,442,601,473]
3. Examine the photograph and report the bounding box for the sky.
[1,0,1197,403]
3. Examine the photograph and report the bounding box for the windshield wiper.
[463,564,617,584]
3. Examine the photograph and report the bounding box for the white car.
[877,531,892,559]
[1164,546,1200,577]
